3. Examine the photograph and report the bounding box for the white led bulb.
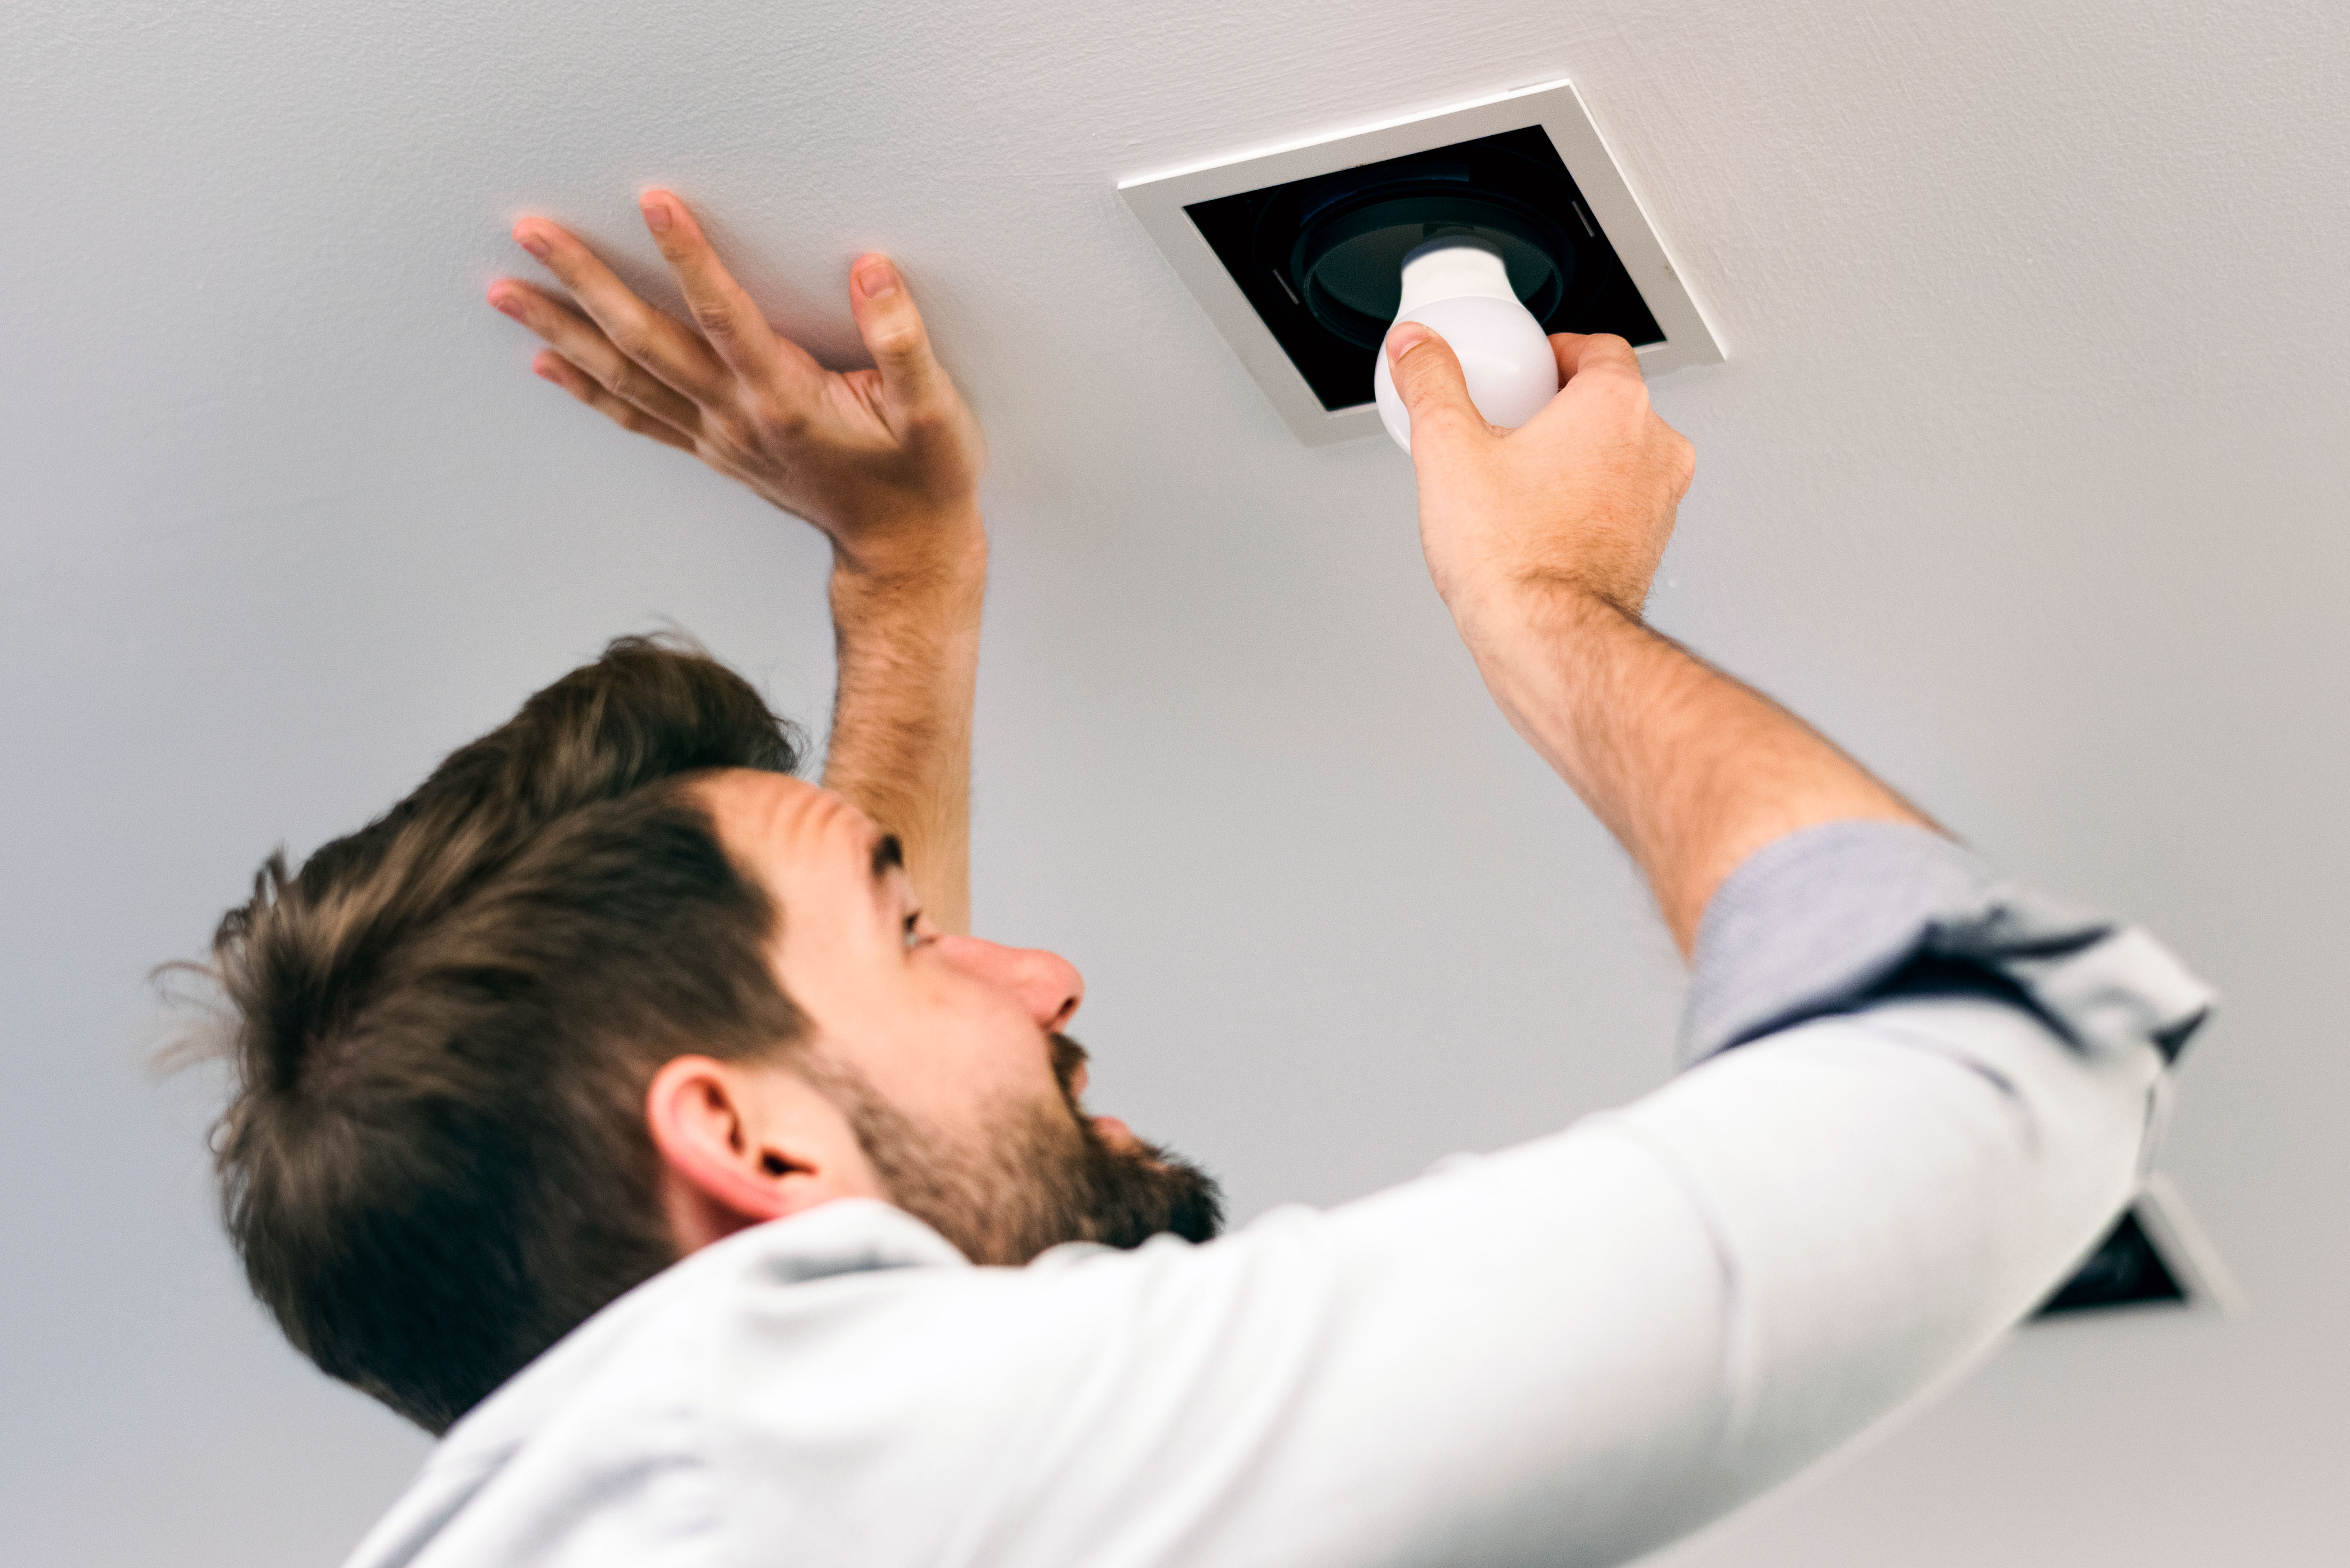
[1372,238,1560,453]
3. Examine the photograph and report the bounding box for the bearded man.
[200,189,2210,1568]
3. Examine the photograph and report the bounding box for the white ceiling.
[5,0,2345,1561]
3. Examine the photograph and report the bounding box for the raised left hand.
[487,190,986,580]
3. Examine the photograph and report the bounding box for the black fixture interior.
[2032,1207,2190,1317]
[1184,124,1666,414]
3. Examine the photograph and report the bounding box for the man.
[203,189,2211,1566]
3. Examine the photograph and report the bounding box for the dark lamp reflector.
[2033,1210,2189,1318]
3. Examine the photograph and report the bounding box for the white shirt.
[344,823,2211,1568]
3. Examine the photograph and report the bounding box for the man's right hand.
[1385,323,1930,954]
[1384,326,1694,636]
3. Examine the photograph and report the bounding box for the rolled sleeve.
[1680,820,2217,1068]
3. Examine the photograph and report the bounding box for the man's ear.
[644,1055,858,1254]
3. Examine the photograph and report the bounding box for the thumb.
[1385,323,1486,451]
[849,254,948,417]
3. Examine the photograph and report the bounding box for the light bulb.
[1372,237,1560,453]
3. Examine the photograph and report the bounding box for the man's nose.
[933,936,1085,1032]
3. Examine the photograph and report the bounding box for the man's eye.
[903,912,923,951]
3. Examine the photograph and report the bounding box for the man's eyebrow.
[870,833,905,884]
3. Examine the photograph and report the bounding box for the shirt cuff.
[1679,820,2217,1068]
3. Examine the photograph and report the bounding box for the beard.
[819,1035,1223,1266]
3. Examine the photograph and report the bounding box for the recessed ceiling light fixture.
[1120,79,1723,446]
[2032,1174,2246,1321]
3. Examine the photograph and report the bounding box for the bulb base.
[1395,238,1519,314]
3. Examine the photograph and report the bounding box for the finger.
[511,216,731,406]
[488,279,704,434]
[1549,331,1645,385]
[1384,323,1491,455]
[532,351,698,453]
[846,254,950,418]
[636,190,806,395]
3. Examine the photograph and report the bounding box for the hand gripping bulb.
[1372,237,1560,454]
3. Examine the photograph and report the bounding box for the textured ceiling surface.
[5,0,2345,1562]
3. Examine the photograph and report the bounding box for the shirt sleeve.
[710,823,2216,1568]
[1681,819,2214,1066]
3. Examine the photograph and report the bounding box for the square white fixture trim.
[1119,78,1724,446]
[2131,1172,2248,1318]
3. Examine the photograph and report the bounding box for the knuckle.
[604,361,645,405]
[696,426,745,467]
[705,411,754,452]
[1580,339,1645,385]
[1413,406,1478,443]
[898,404,952,440]
[759,404,810,442]
[869,322,924,361]
[606,314,658,362]
[1404,388,1464,426]
[749,396,810,440]
[689,298,738,341]
[1594,362,1651,406]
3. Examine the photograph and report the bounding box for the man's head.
[206,636,1218,1434]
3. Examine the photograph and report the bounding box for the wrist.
[1448,571,1639,664]
[828,505,988,604]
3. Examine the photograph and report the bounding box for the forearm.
[819,516,987,934]
[1460,586,1932,955]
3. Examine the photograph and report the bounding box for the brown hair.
[203,635,806,1433]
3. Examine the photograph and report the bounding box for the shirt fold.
[1681,820,2216,1068]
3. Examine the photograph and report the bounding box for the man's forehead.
[693,768,843,848]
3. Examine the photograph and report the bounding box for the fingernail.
[515,227,550,261]
[489,289,525,320]
[639,195,672,234]
[855,258,899,300]
[1386,324,1431,360]
[533,360,561,383]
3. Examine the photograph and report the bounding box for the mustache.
[1050,1033,1089,1104]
